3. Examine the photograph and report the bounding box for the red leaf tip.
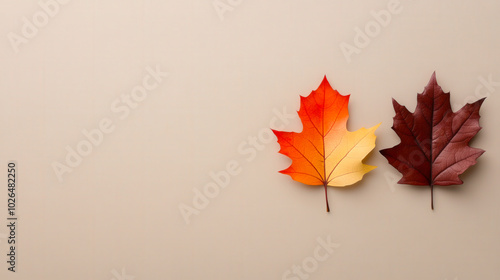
[391,98,402,110]
[428,72,437,86]
[320,76,331,88]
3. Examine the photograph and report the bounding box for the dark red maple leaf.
[380,72,485,209]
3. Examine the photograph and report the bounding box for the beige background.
[1,0,499,279]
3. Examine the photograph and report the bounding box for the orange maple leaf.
[272,77,379,211]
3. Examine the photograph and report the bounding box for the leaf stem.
[324,183,330,212]
[430,184,434,210]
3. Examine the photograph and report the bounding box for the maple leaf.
[272,76,379,212]
[380,72,485,209]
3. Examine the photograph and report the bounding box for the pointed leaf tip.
[319,76,331,88]
[428,72,437,86]
[391,98,402,110]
